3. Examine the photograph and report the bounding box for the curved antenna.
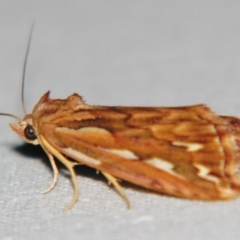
[0,113,21,122]
[0,25,35,122]
[21,23,35,115]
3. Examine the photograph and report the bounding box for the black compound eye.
[24,125,37,140]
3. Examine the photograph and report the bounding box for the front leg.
[43,151,59,194]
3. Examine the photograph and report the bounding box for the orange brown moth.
[2,27,240,210]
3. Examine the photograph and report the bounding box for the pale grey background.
[0,1,240,240]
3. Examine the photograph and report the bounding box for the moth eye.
[24,125,37,140]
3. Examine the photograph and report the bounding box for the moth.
[2,28,240,210]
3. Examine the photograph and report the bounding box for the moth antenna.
[0,113,21,122]
[0,25,35,121]
[21,23,35,115]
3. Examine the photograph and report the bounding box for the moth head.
[9,114,39,145]
[0,111,39,145]
[0,109,40,146]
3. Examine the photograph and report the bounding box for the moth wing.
[41,105,240,200]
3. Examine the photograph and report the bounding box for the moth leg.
[62,162,79,211]
[43,152,59,194]
[102,171,131,208]
[40,135,79,210]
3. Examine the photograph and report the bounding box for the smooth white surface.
[1,1,240,240]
